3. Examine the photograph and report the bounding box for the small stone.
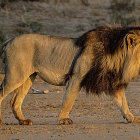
[44,90,49,94]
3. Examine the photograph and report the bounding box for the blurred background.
[0,0,140,45]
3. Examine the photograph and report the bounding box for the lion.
[0,26,140,125]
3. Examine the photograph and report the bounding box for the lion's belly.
[35,47,79,86]
[37,68,66,86]
[35,51,75,86]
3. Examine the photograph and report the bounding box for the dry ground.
[0,0,140,140]
[0,78,140,140]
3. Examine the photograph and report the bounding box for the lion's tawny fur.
[0,26,140,125]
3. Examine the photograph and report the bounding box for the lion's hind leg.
[10,74,36,125]
[0,77,28,124]
[112,89,140,123]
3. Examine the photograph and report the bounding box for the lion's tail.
[0,38,14,95]
[0,38,14,57]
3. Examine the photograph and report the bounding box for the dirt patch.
[0,1,140,139]
[0,78,140,140]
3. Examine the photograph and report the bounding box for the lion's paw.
[19,119,33,125]
[123,113,134,123]
[133,117,140,123]
[59,118,73,125]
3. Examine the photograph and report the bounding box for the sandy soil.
[0,78,140,140]
[0,1,140,140]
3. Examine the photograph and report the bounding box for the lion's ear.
[125,33,137,48]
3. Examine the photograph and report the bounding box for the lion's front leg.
[59,76,81,125]
[112,89,140,123]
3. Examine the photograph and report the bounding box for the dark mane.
[76,26,140,53]
[78,26,140,95]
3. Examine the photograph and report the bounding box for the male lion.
[0,26,140,125]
